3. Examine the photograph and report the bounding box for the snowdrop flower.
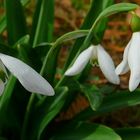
[65,44,120,85]
[115,32,140,92]
[0,53,54,96]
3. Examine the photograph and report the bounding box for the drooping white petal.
[65,46,94,76]
[0,79,5,96]
[128,32,140,91]
[115,40,131,75]
[0,54,54,96]
[97,45,120,85]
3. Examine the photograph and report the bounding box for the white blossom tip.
[129,75,140,92]
[113,77,120,85]
[64,69,75,76]
[65,46,94,76]
[115,65,122,75]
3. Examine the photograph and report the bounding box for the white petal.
[128,32,140,91]
[0,54,54,96]
[97,45,120,84]
[115,40,131,75]
[129,72,140,92]
[65,46,94,76]
[0,79,5,96]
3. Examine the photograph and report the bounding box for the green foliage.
[0,0,139,140]
[31,0,54,47]
[73,90,140,121]
[5,0,27,45]
[81,85,103,111]
[116,128,140,140]
[50,122,121,140]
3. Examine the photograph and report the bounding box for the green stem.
[20,50,51,139]
[21,94,36,140]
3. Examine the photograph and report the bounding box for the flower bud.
[130,12,140,32]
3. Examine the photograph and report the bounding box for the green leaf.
[54,30,89,45]
[21,87,68,140]
[97,3,138,21]
[0,0,29,34]
[0,43,17,56]
[0,15,6,33]
[0,76,16,111]
[0,76,17,130]
[116,128,140,140]
[73,90,140,121]
[36,87,68,140]
[50,122,121,140]
[5,0,27,45]
[35,30,89,48]
[81,85,103,111]
[31,0,54,47]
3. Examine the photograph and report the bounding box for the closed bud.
[130,12,140,32]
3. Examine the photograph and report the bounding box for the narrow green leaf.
[0,43,16,56]
[36,87,68,140]
[54,30,89,45]
[35,30,89,48]
[5,0,27,45]
[0,76,16,111]
[73,90,140,121]
[50,122,121,140]
[0,0,29,34]
[21,87,68,140]
[97,3,138,21]
[31,0,54,47]
[116,128,140,140]
[81,85,103,111]
[0,15,6,33]
[0,76,17,131]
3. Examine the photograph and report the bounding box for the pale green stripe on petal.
[0,54,55,96]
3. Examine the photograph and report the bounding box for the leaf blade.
[50,122,121,140]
